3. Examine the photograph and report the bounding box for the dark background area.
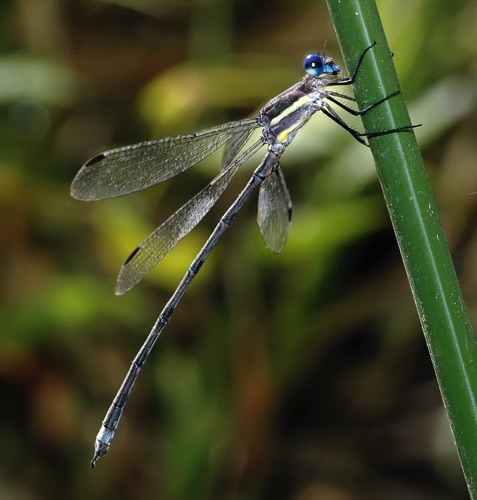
[1,0,477,498]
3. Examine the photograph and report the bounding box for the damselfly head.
[304,53,340,77]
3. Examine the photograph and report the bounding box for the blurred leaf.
[0,56,76,105]
[0,274,148,347]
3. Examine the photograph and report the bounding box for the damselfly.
[71,42,417,467]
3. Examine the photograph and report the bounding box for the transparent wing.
[116,139,264,295]
[257,168,292,253]
[220,128,255,172]
[71,118,259,201]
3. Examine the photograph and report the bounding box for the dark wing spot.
[124,245,141,265]
[84,152,106,167]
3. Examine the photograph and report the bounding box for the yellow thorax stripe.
[270,94,312,143]
[270,94,311,128]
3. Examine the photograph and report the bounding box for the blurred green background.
[1,0,476,498]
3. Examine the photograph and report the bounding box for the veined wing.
[221,128,255,172]
[257,168,292,253]
[71,118,259,201]
[115,139,264,295]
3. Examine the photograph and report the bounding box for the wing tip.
[114,278,130,296]
[70,181,87,200]
[70,153,108,200]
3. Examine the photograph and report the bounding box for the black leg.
[321,101,420,146]
[327,41,377,87]
[321,102,369,146]
[324,90,401,117]
[319,42,421,143]
[362,124,421,140]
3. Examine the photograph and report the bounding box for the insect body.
[71,43,416,467]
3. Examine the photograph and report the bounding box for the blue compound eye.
[304,53,324,77]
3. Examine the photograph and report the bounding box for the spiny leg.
[317,41,407,123]
[323,90,401,117]
[319,40,419,143]
[321,101,420,146]
[320,102,368,146]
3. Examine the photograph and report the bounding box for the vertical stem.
[326,0,477,495]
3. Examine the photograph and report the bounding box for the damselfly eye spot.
[304,54,325,77]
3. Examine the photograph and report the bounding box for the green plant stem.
[326,0,477,494]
